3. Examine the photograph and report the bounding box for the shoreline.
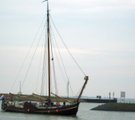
[91,103,135,112]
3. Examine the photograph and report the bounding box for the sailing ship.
[1,0,88,116]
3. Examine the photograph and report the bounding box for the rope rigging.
[10,15,47,93]
[50,15,86,76]
[10,7,87,97]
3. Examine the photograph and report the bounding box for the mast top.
[43,0,49,11]
[43,0,48,2]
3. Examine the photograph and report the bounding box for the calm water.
[0,102,135,120]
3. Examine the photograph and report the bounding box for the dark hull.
[1,102,79,116]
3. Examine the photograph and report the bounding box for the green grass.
[92,103,135,112]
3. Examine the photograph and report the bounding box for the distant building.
[120,91,126,102]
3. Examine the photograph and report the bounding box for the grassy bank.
[91,103,135,112]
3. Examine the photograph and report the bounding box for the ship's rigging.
[10,1,86,98]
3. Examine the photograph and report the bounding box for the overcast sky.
[0,0,135,98]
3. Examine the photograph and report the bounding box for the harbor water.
[0,102,135,120]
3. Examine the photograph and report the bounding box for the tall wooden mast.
[46,0,51,99]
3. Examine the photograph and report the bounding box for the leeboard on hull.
[2,100,79,115]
